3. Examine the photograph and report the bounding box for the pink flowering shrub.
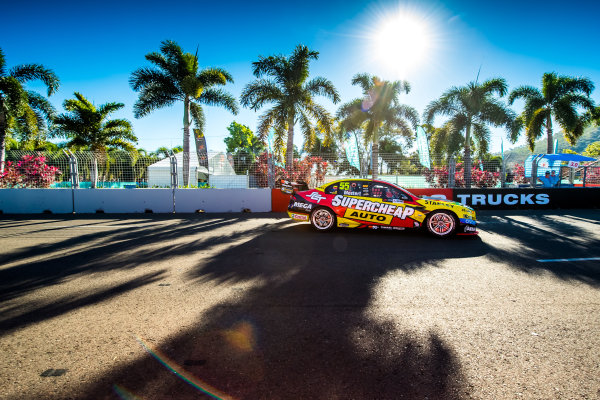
[0,155,61,188]
[251,152,328,188]
[425,162,500,188]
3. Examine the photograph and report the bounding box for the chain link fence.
[1,150,598,189]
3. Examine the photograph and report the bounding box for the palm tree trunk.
[0,103,6,174]
[285,115,295,172]
[464,123,472,188]
[372,125,379,180]
[546,114,554,154]
[182,98,191,187]
[372,142,379,180]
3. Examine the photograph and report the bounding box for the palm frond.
[305,77,340,103]
[10,64,59,96]
[240,79,282,110]
[199,88,238,114]
[508,85,541,105]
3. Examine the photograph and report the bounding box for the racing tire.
[310,207,336,232]
[425,210,457,238]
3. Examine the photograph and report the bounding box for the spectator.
[550,170,559,187]
[538,171,553,188]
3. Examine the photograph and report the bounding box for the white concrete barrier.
[174,188,271,212]
[0,189,73,214]
[74,189,174,213]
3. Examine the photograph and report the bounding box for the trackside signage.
[452,188,600,210]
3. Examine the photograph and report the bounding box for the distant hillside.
[501,125,600,165]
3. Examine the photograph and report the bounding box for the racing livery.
[285,179,477,238]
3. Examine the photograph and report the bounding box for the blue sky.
[2,0,600,154]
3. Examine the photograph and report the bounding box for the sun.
[372,13,431,78]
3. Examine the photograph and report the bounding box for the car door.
[368,182,419,228]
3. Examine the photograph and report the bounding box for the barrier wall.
[0,187,598,214]
[175,188,271,213]
[0,189,73,214]
[74,189,174,213]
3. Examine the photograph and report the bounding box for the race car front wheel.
[426,211,457,238]
[310,207,336,232]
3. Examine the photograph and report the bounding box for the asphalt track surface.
[0,210,599,400]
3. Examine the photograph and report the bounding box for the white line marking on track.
[537,257,600,263]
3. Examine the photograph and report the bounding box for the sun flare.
[372,13,432,78]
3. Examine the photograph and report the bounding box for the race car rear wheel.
[426,211,457,238]
[310,207,336,232]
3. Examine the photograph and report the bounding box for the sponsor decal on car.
[306,192,326,203]
[344,209,393,224]
[290,213,309,221]
[331,195,416,220]
[292,202,312,211]
[459,218,477,225]
[464,225,477,232]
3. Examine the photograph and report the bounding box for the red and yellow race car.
[284,178,477,238]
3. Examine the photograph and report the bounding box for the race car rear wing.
[280,179,309,194]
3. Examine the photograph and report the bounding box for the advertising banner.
[453,188,600,210]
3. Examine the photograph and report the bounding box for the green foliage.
[224,122,264,154]
[52,92,137,152]
[223,121,265,174]
[424,78,516,187]
[0,47,60,169]
[583,141,600,157]
[561,149,579,155]
[240,44,340,169]
[337,74,418,179]
[130,40,238,185]
[509,72,595,152]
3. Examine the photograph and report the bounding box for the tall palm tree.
[337,74,418,180]
[52,92,137,151]
[0,47,59,172]
[130,40,238,186]
[424,78,517,187]
[508,72,595,153]
[240,44,340,170]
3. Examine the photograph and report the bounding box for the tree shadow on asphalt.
[67,224,489,400]
[480,211,600,286]
[0,215,265,335]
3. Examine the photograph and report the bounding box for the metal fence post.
[170,152,177,213]
[501,157,506,188]
[448,158,455,188]
[583,166,587,188]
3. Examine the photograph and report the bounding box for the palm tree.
[337,74,419,180]
[0,47,60,172]
[52,92,137,151]
[240,44,340,170]
[509,72,595,153]
[130,40,238,186]
[424,78,517,188]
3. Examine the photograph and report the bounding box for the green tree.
[224,121,264,154]
[583,141,600,157]
[0,47,59,171]
[52,92,137,151]
[424,78,517,187]
[240,44,340,169]
[224,121,265,174]
[130,40,238,186]
[337,74,418,179]
[509,72,595,154]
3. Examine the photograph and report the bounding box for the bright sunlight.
[373,12,432,78]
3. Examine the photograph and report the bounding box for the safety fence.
[1,150,598,189]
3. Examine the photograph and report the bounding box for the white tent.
[147,152,248,188]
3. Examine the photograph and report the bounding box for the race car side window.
[370,183,409,202]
